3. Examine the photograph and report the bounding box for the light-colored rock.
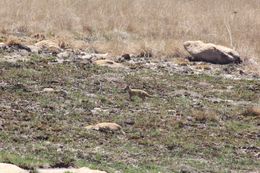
[184,40,242,64]
[37,167,107,173]
[0,163,29,173]
[81,54,93,60]
[20,49,29,56]
[91,53,108,59]
[57,51,70,59]
[27,45,40,53]
[42,88,55,92]
[0,42,6,49]
[91,108,109,116]
[85,122,124,133]
[80,53,108,61]
[94,59,125,68]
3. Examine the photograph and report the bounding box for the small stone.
[122,53,131,60]
[124,118,135,125]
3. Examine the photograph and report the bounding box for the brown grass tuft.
[5,37,21,46]
[32,33,46,41]
[192,109,219,123]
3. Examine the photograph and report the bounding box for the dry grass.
[192,109,219,122]
[0,0,259,69]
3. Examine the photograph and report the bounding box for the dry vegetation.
[0,0,259,65]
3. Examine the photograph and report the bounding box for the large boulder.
[0,163,29,173]
[184,41,242,64]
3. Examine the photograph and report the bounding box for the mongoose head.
[124,85,131,92]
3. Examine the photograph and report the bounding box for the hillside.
[0,46,259,172]
[0,1,259,172]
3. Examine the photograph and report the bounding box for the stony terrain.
[0,42,259,173]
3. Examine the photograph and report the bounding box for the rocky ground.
[0,42,259,173]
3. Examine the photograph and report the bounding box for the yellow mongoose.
[124,85,153,101]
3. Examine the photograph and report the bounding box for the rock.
[80,53,108,61]
[57,51,70,59]
[5,39,31,52]
[37,167,107,173]
[122,54,131,60]
[116,53,132,63]
[124,118,135,125]
[92,53,108,59]
[0,163,29,173]
[94,59,126,68]
[0,42,6,49]
[81,54,93,60]
[42,88,55,92]
[0,119,3,127]
[197,82,213,89]
[27,45,41,53]
[20,49,29,56]
[91,108,109,116]
[184,40,242,64]
[85,122,124,134]
[173,90,202,99]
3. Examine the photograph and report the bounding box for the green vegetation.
[0,56,259,172]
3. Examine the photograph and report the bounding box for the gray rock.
[184,40,242,64]
[57,51,70,59]
[27,45,40,53]
[20,49,29,56]
[81,54,93,60]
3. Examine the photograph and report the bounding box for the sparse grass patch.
[0,151,49,170]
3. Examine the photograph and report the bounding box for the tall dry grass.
[0,0,259,67]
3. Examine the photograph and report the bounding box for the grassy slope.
[0,55,259,172]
